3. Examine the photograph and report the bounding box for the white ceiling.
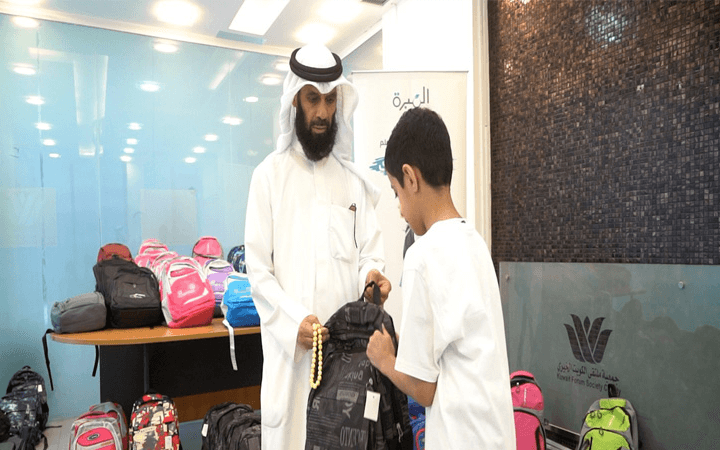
[0,0,392,57]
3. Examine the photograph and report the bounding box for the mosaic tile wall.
[488,0,720,267]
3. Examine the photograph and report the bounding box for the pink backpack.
[134,248,167,268]
[137,238,168,257]
[510,370,546,450]
[69,408,126,450]
[192,236,223,266]
[160,256,215,328]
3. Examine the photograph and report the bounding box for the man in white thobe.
[244,44,391,450]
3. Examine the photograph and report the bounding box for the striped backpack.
[510,370,546,450]
[576,385,638,450]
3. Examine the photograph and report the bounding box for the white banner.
[352,71,467,322]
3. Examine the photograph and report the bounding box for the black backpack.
[93,257,163,328]
[0,366,49,450]
[201,402,260,450]
[305,283,413,450]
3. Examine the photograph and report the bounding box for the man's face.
[294,85,339,161]
[295,85,337,133]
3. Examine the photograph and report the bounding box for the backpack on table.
[220,273,260,371]
[93,257,163,328]
[511,370,546,450]
[200,402,260,450]
[226,245,246,274]
[192,236,223,266]
[98,243,133,263]
[129,393,181,450]
[305,282,413,450]
[160,256,215,328]
[576,385,638,450]
[70,402,128,450]
[203,259,235,318]
[0,366,49,450]
[137,239,169,258]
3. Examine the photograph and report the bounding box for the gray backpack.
[42,292,106,391]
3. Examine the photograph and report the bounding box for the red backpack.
[510,370,546,450]
[129,393,181,450]
[97,243,133,263]
[70,402,128,450]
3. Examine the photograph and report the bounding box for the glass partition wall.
[0,14,285,419]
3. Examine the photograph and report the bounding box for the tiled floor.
[41,418,203,450]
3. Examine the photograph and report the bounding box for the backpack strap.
[41,330,55,391]
[362,281,381,306]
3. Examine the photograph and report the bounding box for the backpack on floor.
[576,385,638,450]
[305,282,413,450]
[511,370,546,450]
[160,256,215,328]
[200,402,260,450]
[129,393,181,450]
[203,259,235,318]
[192,236,223,266]
[70,403,127,450]
[89,402,129,449]
[0,366,49,450]
[98,243,133,263]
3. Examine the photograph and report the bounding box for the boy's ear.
[401,164,420,193]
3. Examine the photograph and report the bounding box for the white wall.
[381,0,477,228]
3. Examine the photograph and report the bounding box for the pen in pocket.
[349,203,357,248]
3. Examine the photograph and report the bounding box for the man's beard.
[295,103,338,162]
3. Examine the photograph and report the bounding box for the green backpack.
[577,386,638,450]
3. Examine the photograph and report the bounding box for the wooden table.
[50,318,263,421]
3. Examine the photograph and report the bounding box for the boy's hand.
[366,325,396,374]
[365,269,391,304]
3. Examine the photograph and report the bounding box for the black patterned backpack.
[0,366,49,450]
[305,282,412,450]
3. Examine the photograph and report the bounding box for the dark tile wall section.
[488,0,720,268]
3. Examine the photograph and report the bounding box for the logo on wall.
[369,156,385,174]
[564,314,612,364]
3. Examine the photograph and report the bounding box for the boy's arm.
[367,325,437,407]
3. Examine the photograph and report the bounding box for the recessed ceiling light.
[154,41,179,53]
[318,0,363,24]
[139,81,160,92]
[123,147,135,154]
[128,123,142,130]
[35,122,51,130]
[229,0,289,36]
[120,155,132,162]
[126,138,138,145]
[295,23,335,45]
[222,116,243,126]
[244,96,259,103]
[260,74,282,86]
[48,153,60,158]
[25,95,44,105]
[13,64,37,76]
[184,157,197,163]
[192,146,206,154]
[154,0,201,27]
[274,60,290,72]
[204,134,218,142]
[42,139,55,146]
[12,17,39,28]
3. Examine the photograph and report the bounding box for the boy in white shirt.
[366,107,516,449]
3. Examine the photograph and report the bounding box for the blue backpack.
[221,273,260,371]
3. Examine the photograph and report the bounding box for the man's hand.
[366,325,396,375]
[297,315,329,351]
[365,269,391,304]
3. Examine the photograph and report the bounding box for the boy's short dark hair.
[384,107,453,188]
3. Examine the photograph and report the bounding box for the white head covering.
[274,44,380,203]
